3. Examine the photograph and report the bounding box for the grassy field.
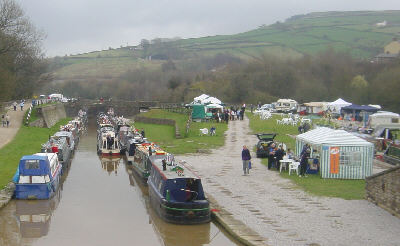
[48,11,400,82]
[246,112,365,200]
[134,110,227,154]
[0,118,71,188]
[246,112,297,150]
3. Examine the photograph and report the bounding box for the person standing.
[141,129,145,138]
[20,101,24,111]
[275,145,285,171]
[1,114,5,127]
[299,148,310,177]
[267,143,276,170]
[5,114,10,128]
[241,145,251,175]
[13,101,17,111]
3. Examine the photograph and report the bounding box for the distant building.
[384,41,400,54]
[376,20,387,27]
[373,53,399,63]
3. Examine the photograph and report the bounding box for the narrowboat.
[148,158,210,224]
[14,153,62,200]
[53,131,75,152]
[118,125,133,154]
[41,136,71,165]
[97,125,120,156]
[127,141,168,180]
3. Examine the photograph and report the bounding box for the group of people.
[1,113,10,127]
[213,105,246,123]
[12,100,24,111]
[267,143,294,171]
[242,143,311,177]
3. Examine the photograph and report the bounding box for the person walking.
[5,114,10,128]
[241,145,251,175]
[13,101,17,111]
[20,101,24,111]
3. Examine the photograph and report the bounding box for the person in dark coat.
[267,143,276,170]
[241,145,251,175]
[299,148,310,177]
[274,145,285,171]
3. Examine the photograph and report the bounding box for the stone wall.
[365,165,400,218]
[134,116,182,139]
[38,103,67,128]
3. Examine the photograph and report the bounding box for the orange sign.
[329,147,340,174]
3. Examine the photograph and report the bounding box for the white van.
[274,99,298,113]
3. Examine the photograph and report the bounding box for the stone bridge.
[64,99,160,118]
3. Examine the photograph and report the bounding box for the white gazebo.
[327,98,351,114]
[296,127,374,179]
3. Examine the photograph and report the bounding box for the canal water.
[0,124,239,246]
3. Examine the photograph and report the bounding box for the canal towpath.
[178,115,400,246]
[0,102,30,209]
[0,102,30,149]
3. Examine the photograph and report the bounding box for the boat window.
[392,118,399,123]
[25,160,40,169]
[103,140,106,149]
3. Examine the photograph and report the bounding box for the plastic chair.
[289,162,300,175]
[199,128,208,136]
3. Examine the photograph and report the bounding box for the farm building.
[296,127,374,179]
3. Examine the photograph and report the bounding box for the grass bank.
[134,109,227,154]
[246,112,297,150]
[0,118,71,188]
[246,112,365,200]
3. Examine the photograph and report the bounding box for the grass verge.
[247,112,365,200]
[134,110,227,154]
[0,118,72,188]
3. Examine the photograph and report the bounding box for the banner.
[329,147,340,174]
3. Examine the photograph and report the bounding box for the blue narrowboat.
[148,158,210,224]
[14,153,62,200]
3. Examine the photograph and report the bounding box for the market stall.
[326,98,351,115]
[296,127,374,179]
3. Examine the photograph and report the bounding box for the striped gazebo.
[296,127,374,179]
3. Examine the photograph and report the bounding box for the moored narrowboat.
[53,131,75,152]
[97,125,120,156]
[41,136,71,165]
[14,153,62,200]
[148,158,210,224]
[127,141,168,181]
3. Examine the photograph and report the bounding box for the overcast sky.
[16,0,400,57]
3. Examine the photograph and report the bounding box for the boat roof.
[54,131,73,137]
[151,158,200,180]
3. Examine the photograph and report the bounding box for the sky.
[15,0,400,57]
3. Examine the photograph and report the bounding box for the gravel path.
[0,104,30,149]
[178,115,400,246]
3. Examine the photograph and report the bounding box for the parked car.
[255,133,277,158]
[383,143,400,165]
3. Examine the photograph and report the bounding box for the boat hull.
[148,181,210,224]
[15,175,60,200]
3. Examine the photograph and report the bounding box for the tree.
[0,0,45,100]
[350,75,369,103]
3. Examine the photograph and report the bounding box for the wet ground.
[0,124,238,246]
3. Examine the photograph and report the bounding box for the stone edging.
[0,182,15,210]
[208,194,268,246]
[134,115,182,139]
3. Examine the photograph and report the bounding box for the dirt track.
[179,115,400,246]
[0,103,30,149]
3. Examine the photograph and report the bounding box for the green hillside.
[49,10,400,80]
